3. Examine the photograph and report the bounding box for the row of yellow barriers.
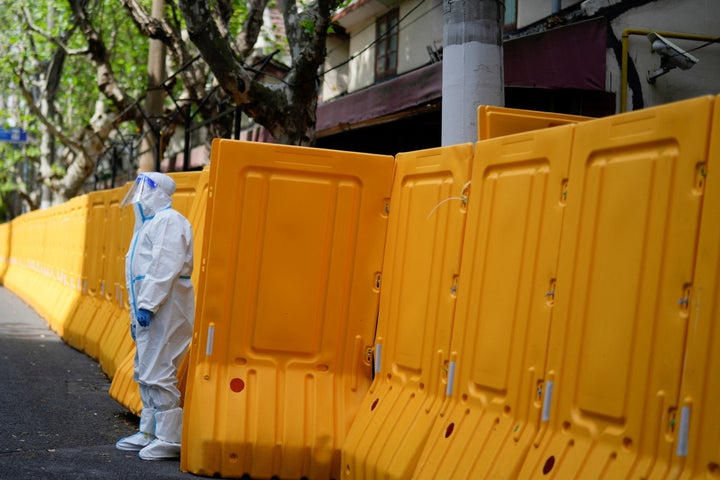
[1,95,719,479]
[339,95,720,479]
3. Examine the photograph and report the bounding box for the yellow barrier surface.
[341,143,473,479]
[520,96,714,478]
[478,105,590,140]
[64,191,110,355]
[48,196,88,337]
[0,221,9,281]
[108,350,143,415]
[182,141,394,479]
[96,188,133,377]
[672,95,720,479]
[414,124,575,478]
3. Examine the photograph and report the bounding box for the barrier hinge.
[365,346,375,364]
[678,283,692,315]
[694,163,707,195]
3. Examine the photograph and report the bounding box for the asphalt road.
[0,286,194,480]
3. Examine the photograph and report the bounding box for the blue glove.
[136,308,153,327]
[130,322,137,340]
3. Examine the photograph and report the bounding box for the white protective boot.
[116,407,156,451]
[138,407,182,460]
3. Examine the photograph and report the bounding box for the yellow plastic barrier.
[55,197,92,351]
[478,105,590,140]
[45,196,88,337]
[670,95,720,479]
[2,207,63,321]
[519,96,714,478]
[341,143,473,479]
[0,220,9,280]
[181,141,394,479]
[412,124,576,478]
[109,351,142,415]
[97,188,134,378]
[77,191,114,360]
[167,171,200,218]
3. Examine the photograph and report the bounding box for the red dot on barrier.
[230,378,245,393]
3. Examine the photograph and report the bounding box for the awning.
[504,17,607,90]
[317,61,443,135]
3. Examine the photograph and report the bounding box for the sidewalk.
[0,286,191,480]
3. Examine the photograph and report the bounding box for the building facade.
[315,0,720,154]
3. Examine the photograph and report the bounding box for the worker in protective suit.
[115,172,194,461]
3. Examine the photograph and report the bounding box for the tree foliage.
[0,0,348,215]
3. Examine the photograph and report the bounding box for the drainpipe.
[552,0,561,14]
[620,29,718,113]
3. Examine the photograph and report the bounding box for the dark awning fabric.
[317,61,443,134]
[504,17,607,90]
[317,17,607,134]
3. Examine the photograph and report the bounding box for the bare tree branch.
[121,0,207,100]
[68,0,136,115]
[178,0,345,144]
[237,0,270,59]
[15,63,85,156]
[21,6,90,56]
[179,0,255,101]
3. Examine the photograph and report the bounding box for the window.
[375,9,399,80]
[504,0,517,30]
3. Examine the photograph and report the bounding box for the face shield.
[120,174,159,208]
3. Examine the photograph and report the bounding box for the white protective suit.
[115,172,194,461]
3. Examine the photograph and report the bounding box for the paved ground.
[0,286,193,479]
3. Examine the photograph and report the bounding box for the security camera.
[647,32,699,83]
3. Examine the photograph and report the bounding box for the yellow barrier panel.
[341,143,473,479]
[185,167,211,290]
[78,191,113,360]
[413,125,575,478]
[59,196,93,351]
[97,187,133,377]
[2,209,55,318]
[46,196,87,337]
[478,105,590,140]
[182,141,394,479]
[520,96,713,478]
[167,171,200,218]
[109,350,143,415]
[0,220,9,280]
[671,95,720,479]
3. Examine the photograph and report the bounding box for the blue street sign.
[0,127,28,143]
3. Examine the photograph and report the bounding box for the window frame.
[375,8,399,80]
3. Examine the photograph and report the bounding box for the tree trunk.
[442,0,504,146]
[40,47,65,208]
[139,0,167,172]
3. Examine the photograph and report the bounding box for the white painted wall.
[397,0,443,74]
[517,0,583,29]
[322,36,349,100]
[607,0,720,112]
[347,18,377,93]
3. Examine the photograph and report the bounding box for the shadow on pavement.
[0,286,193,479]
